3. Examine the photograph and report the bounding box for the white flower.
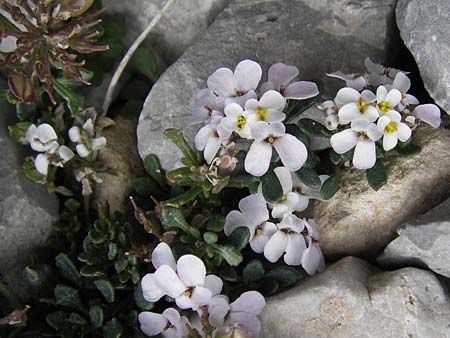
[263,214,307,266]
[330,119,382,170]
[260,167,309,219]
[375,85,402,116]
[244,90,286,124]
[224,194,277,253]
[327,71,367,91]
[220,103,253,139]
[207,59,262,107]
[189,88,224,125]
[138,308,189,338]
[69,118,106,158]
[141,243,212,310]
[301,219,326,275]
[26,123,59,153]
[335,87,378,124]
[410,104,441,128]
[195,115,231,164]
[245,121,307,177]
[260,63,319,100]
[318,100,339,130]
[208,291,265,338]
[387,72,419,110]
[377,110,412,151]
[364,58,407,86]
[34,145,74,175]
[75,167,102,196]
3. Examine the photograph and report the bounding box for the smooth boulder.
[260,257,450,338]
[137,0,397,170]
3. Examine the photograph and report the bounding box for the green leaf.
[54,285,85,313]
[296,167,321,189]
[218,266,239,282]
[134,47,158,81]
[114,259,128,273]
[329,149,353,165]
[55,253,81,286]
[163,187,202,207]
[68,312,87,326]
[120,80,151,100]
[320,175,339,200]
[298,118,333,138]
[134,283,154,311]
[366,159,387,191]
[103,318,123,338]
[206,214,225,232]
[22,158,45,183]
[260,169,283,203]
[164,129,201,165]
[144,154,166,185]
[227,175,259,193]
[94,279,115,303]
[258,279,279,296]
[8,122,30,143]
[131,177,164,197]
[265,266,303,288]
[64,198,80,212]
[80,265,104,278]
[88,229,104,244]
[161,206,201,239]
[203,231,218,244]
[54,79,85,116]
[243,259,265,285]
[47,311,71,332]
[210,245,243,266]
[395,142,422,157]
[89,305,104,329]
[228,227,250,251]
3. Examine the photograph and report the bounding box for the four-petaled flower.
[220,103,253,139]
[138,308,189,338]
[377,110,412,151]
[189,88,224,125]
[375,86,402,116]
[244,90,286,124]
[195,115,231,164]
[68,118,106,158]
[335,87,378,124]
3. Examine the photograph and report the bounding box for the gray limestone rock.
[396,0,450,114]
[0,83,59,298]
[260,257,450,338]
[137,0,397,170]
[313,126,450,258]
[103,0,231,64]
[378,197,450,278]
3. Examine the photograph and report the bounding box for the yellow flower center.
[378,101,391,112]
[235,115,246,130]
[280,195,287,202]
[384,121,398,133]
[255,228,263,236]
[356,98,369,113]
[256,106,267,120]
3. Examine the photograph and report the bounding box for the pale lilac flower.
[34,146,74,176]
[69,118,106,158]
[259,167,309,219]
[410,104,441,128]
[318,100,339,130]
[377,110,412,151]
[141,243,212,310]
[245,122,307,177]
[364,58,407,86]
[207,59,261,107]
[189,88,224,125]
[224,194,277,253]
[376,85,402,116]
[264,214,307,266]
[387,72,419,110]
[260,63,319,100]
[327,71,367,91]
[208,291,265,338]
[220,103,253,139]
[244,90,286,124]
[139,308,189,338]
[330,119,382,170]
[335,87,378,124]
[195,115,231,164]
[301,219,325,275]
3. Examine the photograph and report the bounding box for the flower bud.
[8,71,34,103]
[216,323,252,338]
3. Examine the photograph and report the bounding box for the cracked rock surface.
[260,257,450,338]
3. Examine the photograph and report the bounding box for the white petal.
[293,192,309,212]
[141,274,165,302]
[330,129,357,154]
[365,57,385,74]
[386,89,402,107]
[278,214,305,233]
[353,139,376,170]
[175,294,195,310]
[363,106,379,122]
[269,122,286,137]
[404,94,419,105]
[152,242,176,270]
[284,234,306,266]
[207,67,235,97]
[264,230,288,263]
[37,124,57,143]
[250,121,271,141]
[162,308,181,326]
[204,136,220,164]
[58,145,74,162]
[268,63,299,88]
[195,125,213,151]
[245,141,272,177]
[35,154,49,175]
[383,133,398,151]
[177,255,206,287]
[413,104,441,128]
[204,275,223,296]
[0,36,17,53]
[259,90,286,110]
[239,194,268,226]
[234,59,262,93]
[265,109,286,123]
[82,119,94,136]
[76,144,90,158]
[190,286,212,308]
[244,98,259,112]
[250,234,270,253]
[271,203,290,219]
[346,76,367,91]
[91,137,106,151]
[335,87,360,106]
[351,118,370,132]
[274,167,293,194]
[224,102,244,117]
[360,90,376,103]
[338,103,362,124]
[301,241,323,275]
[305,219,320,239]
[392,72,410,93]
[376,85,388,102]
[68,126,81,142]
[284,81,319,100]
[325,115,339,130]
[327,71,355,81]
[387,110,402,123]
[154,266,186,298]
[366,123,382,141]
[208,296,230,328]
[377,115,390,132]
[397,123,412,142]
[224,210,248,237]
[227,313,261,338]
[138,312,167,336]
[260,81,276,95]
[230,291,265,315]
[274,134,307,171]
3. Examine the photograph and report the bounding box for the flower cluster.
[323,61,442,170]
[140,243,265,338]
